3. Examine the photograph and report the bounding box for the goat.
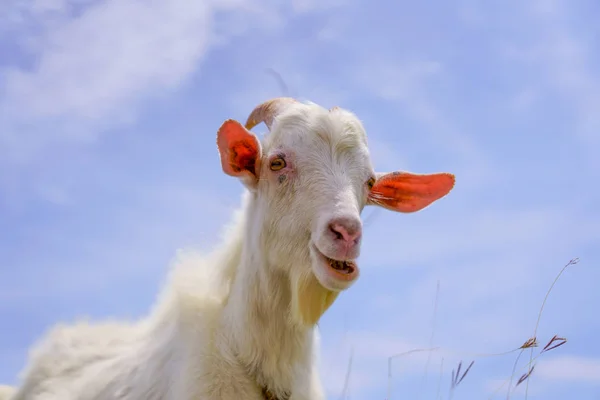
[3,97,455,400]
[0,387,14,399]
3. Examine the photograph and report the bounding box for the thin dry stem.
[417,281,441,400]
[436,357,445,400]
[339,348,354,400]
[387,347,441,400]
[380,258,578,400]
[524,257,579,398]
[449,360,475,399]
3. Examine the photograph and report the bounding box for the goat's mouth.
[326,258,357,276]
[310,243,359,290]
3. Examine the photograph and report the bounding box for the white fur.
[3,101,412,400]
[0,386,14,399]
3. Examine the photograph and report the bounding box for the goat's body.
[0,385,15,400]
[8,199,324,400]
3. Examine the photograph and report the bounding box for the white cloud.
[224,61,354,122]
[350,58,443,105]
[362,206,581,268]
[456,1,486,26]
[320,330,434,398]
[536,355,600,384]
[485,376,544,398]
[0,182,234,301]
[347,331,419,360]
[0,0,284,162]
[511,87,538,111]
[495,0,600,145]
[365,136,410,173]
[485,355,600,398]
[290,0,346,14]
[345,55,490,170]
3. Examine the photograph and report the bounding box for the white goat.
[3,98,455,400]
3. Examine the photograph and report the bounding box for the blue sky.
[1,0,599,398]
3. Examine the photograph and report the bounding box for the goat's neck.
[218,206,314,394]
[224,252,312,381]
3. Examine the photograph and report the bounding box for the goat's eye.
[367,177,376,190]
[270,157,286,171]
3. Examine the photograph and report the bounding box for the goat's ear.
[217,119,262,190]
[367,171,455,213]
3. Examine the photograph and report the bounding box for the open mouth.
[327,258,357,276]
[312,243,359,283]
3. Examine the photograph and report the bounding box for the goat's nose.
[328,217,362,245]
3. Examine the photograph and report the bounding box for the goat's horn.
[245,97,297,131]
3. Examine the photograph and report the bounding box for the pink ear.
[217,119,262,185]
[367,171,455,213]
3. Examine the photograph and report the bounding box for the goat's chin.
[290,270,339,327]
[287,243,359,327]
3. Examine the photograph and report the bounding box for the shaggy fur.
[2,99,455,400]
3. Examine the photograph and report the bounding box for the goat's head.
[216,97,455,324]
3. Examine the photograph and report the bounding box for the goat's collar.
[262,386,290,400]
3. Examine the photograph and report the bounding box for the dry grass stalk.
[448,360,475,399]
[523,257,579,398]
[516,365,535,387]
[382,257,579,400]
